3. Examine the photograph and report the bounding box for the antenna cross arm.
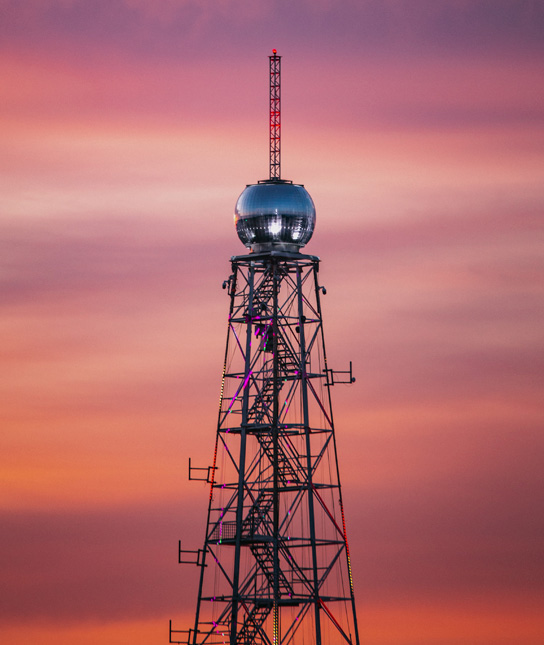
[324,361,356,386]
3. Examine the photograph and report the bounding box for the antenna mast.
[269,49,281,180]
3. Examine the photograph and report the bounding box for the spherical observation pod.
[235,180,316,252]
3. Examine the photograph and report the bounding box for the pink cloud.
[0,503,199,623]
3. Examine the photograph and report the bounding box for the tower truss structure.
[171,252,359,645]
[269,50,281,180]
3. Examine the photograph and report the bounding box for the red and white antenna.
[269,49,281,180]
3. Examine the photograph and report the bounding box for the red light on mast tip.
[272,49,277,54]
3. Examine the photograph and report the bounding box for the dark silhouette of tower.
[170,50,360,645]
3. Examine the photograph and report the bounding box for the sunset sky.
[1,1,543,643]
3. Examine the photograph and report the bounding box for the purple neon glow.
[225,370,253,414]
[229,323,245,358]
[242,371,252,390]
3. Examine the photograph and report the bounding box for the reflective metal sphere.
[234,181,316,252]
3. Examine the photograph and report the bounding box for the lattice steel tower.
[170,50,360,645]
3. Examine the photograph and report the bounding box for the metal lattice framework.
[269,51,281,180]
[171,252,359,645]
